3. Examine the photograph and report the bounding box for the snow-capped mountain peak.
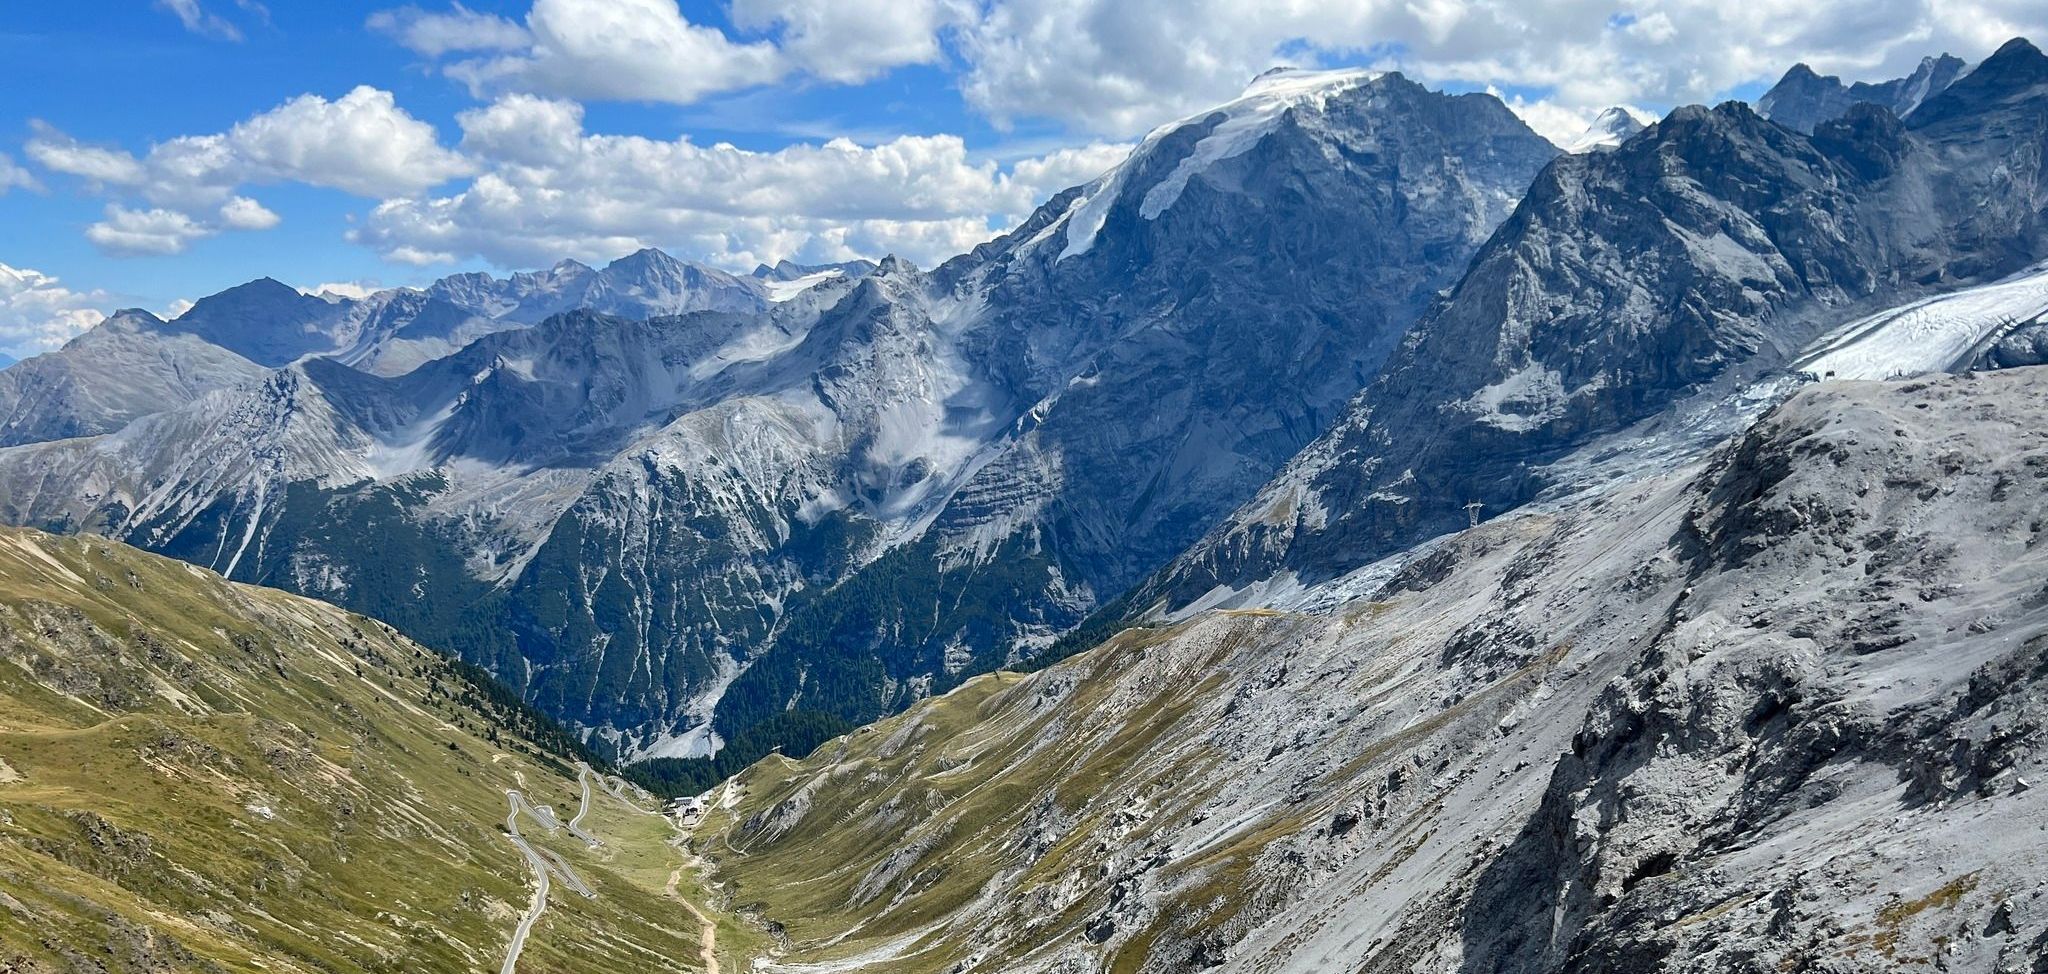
[1055,65,1388,260]
[1560,106,1649,152]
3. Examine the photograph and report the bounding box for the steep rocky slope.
[1139,37,2048,620]
[0,246,801,453]
[1757,54,1968,134]
[0,527,724,973]
[0,70,1558,775]
[693,366,2048,974]
[0,311,265,447]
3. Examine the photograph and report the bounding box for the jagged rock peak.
[873,253,918,275]
[1757,50,1970,133]
[1907,36,2048,129]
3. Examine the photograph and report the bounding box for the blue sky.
[0,2,1063,306]
[1,0,2042,360]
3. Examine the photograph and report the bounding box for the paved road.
[499,786,602,972]
[497,765,713,972]
[565,764,600,845]
[501,791,552,974]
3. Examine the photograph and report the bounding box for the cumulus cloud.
[730,0,954,83]
[369,0,2048,134]
[442,0,784,104]
[224,86,473,196]
[1006,141,1131,198]
[219,196,281,231]
[28,88,468,203]
[85,205,215,257]
[299,281,384,301]
[349,95,1129,268]
[26,86,469,256]
[24,123,146,186]
[0,264,111,360]
[380,0,967,103]
[367,3,530,57]
[948,0,2048,136]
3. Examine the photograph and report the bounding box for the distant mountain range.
[6,34,2048,974]
[3,41,2048,800]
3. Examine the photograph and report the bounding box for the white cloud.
[25,123,146,186]
[1488,91,1654,147]
[27,87,468,254]
[160,298,197,320]
[156,0,244,41]
[29,88,467,203]
[300,281,383,301]
[350,95,1131,269]
[454,93,585,165]
[351,0,2048,138]
[0,153,39,194]
[223,86,473,197]
[0,264,111,359]
[86,205,216,257]
[381,0,965,103]
[944,0,2048,136]
[1006,141,1131,199]
[447,0,785,104]
[730,0,954,84]
[219,196,281,230]
[368,3,530,57]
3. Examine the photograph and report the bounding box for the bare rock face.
[1757,54,1968,134]
[683,70,1560,759]
[1141,38,2048,623]
[1463,369,2048,972]
[0,310,265,447]
[699,367,2048,974]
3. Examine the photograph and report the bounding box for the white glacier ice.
[1798,262,2048,380]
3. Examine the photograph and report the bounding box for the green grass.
[689,616,1298,974]
[0,528,713,973]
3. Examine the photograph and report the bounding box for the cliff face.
[694,366,2048,974]
[1142,40,2048,619]
[1756,54,1968,134]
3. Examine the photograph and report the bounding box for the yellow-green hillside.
[0,527,712,973]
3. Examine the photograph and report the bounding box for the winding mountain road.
[565,764,600,846]
[500,791,552,974]
[496,764,723,973]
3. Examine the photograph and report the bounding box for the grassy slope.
[693,618,1285,974]
[0,527,707,973]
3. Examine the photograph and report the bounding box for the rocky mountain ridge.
[1134,37,2048,623]
[3,42,2046,798]
[0,68,1561,778]
[1757,53,1970,133]
[692,365,2048,974]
